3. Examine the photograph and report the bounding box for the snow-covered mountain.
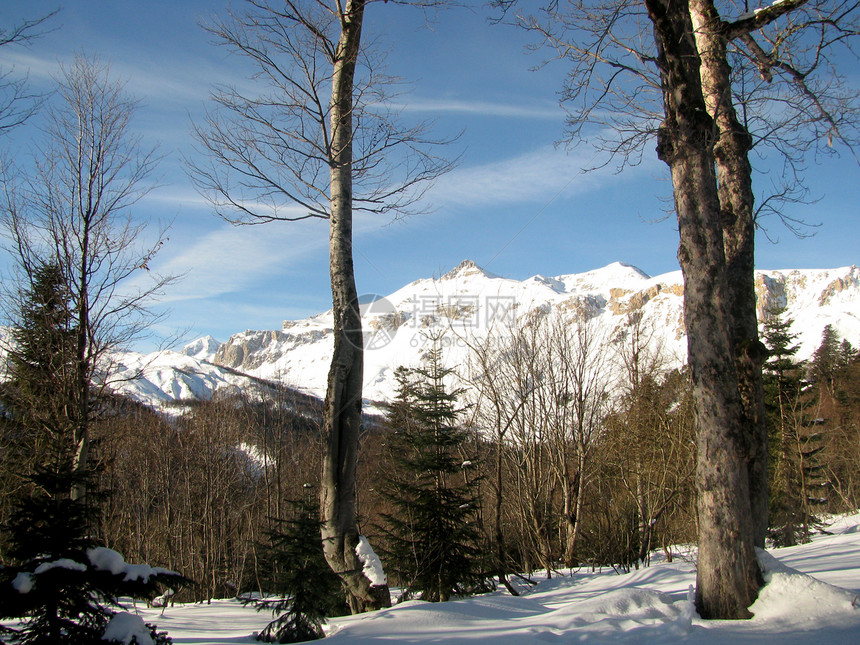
[111,261,860,410]
[179,335,222,362]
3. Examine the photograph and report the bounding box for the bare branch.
[0,10,60,133]
[190,0,455,224]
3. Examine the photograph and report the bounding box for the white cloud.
[1,50,235,108]
[150,218,329,304]
[429,145,608,209]
[140,144,660,308]
[385,97,562,120]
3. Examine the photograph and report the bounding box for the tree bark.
[690,0,769,550]
[320,0,391,613]
[644,0,761,619]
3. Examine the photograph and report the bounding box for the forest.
[1,0,859,642]
[3,281,858,612]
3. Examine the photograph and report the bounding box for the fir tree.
[0,262,186,644]
[763,308,828,545]
[0,462,186,644]
[809,324,841,392]
[762,306,805,546]
[254,486,346,643]
[379,340,485,602]
[2,263,78,481]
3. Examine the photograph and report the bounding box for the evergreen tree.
[838,339,857,367]
[762,308,828,545]
[0,263,186,644]
[762,307,804,546]
[2,263,78,480]
[378,341,485,602]
[254,486,346,643]
[809,324,841,393]
[0,461,185,644]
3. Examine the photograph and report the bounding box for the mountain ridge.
[107,261,860,409]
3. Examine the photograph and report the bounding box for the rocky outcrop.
[214,328,332,372]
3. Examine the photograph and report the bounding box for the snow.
[76,512,860,644]
[236,442,272,472]
[12,558,89,594]
[355,535,387,587]
[7,261,851,413]
[180,335,222,362]
[12,572,33,594]
[87,547,176,583]
[102,612,154,645]
[198,262,860,409]
[33,558,88,575]
[107,348,251,408]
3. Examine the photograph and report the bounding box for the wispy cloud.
[149,218,329,304]
[141,144,659,308]
[144,187,316,222]
[428,145,612,209]
[1,50,226,108]
[385,97,562,120]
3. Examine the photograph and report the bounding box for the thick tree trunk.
[645,0,761,619]
[320,0,390,613]
[690,0,769,548]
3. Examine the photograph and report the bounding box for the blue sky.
[1,0,857,350]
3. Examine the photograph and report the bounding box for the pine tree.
[762,306,804,546]
[378,340,485,602]
[0,461,185,644]
[254,486,346,643]
[0,262,186,644]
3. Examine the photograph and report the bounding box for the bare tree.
[191,0,454,612]
[0,10,58,134]
[541,312,612,567]
[694,0,860,547]
[642,0,763,617]
[1,54,174,499]
[608,313,696,566]
[495,0,859,618]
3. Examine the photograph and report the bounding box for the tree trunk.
[320,0,390,613]
[564,450,586,567]
[493,437,518,594]
[636,464,651,566]
[644,0,761,619]
[690,0,769,550]
[71,223,91,502]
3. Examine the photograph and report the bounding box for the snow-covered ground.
[132,513,860,644]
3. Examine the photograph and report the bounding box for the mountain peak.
[442,260,499,280]
[181,335,222,361]
[593,261,651,281]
